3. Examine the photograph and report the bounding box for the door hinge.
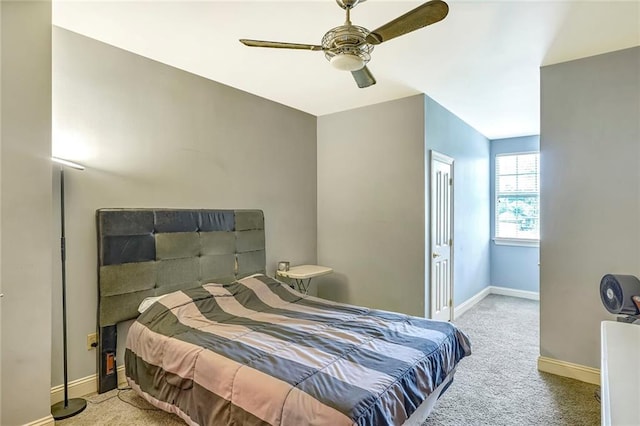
[449,298,453,307]
[449,238,453,246]
[449,178,453,185]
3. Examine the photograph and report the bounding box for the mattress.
[125,274,471,426]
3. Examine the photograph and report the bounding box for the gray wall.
[317,95,490,318]
[490,135,540,293]
[52,28,318,385]
[540,47,640,368]
[317,96,427,316]
[424,96,491,307]
[1,2,53,425]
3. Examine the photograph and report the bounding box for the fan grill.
[322,25,374,64]
[600,275,623,313]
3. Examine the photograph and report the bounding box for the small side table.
[276,265,333,294]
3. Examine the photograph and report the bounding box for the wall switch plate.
[87,332,98,350]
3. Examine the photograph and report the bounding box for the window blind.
[495,153,540,240]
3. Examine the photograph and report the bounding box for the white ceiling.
[53,1,639,139]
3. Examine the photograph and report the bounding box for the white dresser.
[600,321,640,426]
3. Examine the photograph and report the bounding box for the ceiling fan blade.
[365,0,448,45]
[239,39,323,51]
[351,66,376,88]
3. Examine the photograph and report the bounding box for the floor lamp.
[51,157,87,420]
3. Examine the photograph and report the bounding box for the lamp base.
[51,398,87,420]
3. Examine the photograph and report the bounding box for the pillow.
[137,295,166,314]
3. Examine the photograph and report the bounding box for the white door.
[430,151,454,321]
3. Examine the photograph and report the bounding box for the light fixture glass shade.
[330,53,365,71]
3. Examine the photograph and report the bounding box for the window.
[495,152,539,242]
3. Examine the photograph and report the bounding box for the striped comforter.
[125,274,471,426]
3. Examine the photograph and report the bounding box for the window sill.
[493,238,539,247]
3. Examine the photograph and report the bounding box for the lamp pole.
[51,157,87,420]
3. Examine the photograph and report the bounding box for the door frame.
[429,150,454,321]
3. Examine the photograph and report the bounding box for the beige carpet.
[424,295,600,425]
[57,295,600,425]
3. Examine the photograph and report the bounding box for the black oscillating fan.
[600,274,640,321]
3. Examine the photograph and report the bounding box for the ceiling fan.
[240,0,449,89]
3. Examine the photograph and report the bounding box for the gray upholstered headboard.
[95,208,265,392]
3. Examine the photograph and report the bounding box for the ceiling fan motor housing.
[335,0,366,10]
[322,25,373,71]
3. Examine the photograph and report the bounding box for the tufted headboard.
[95,208,265,392]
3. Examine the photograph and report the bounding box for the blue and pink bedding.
[125,274,471,426]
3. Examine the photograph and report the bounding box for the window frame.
[494,151,540,247]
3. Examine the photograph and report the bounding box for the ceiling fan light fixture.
[240,0,449,87]
[330,53,365,71]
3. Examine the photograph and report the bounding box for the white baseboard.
[50,373,97,405]
[24,415,54,426]
[454,285,540,319]
[454,287,491,319]
[537,356,600,385]
[489,285,540,301]
[51,365,127,405]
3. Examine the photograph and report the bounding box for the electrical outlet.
[87,332,98,350]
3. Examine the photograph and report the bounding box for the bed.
[96,208,471,426]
